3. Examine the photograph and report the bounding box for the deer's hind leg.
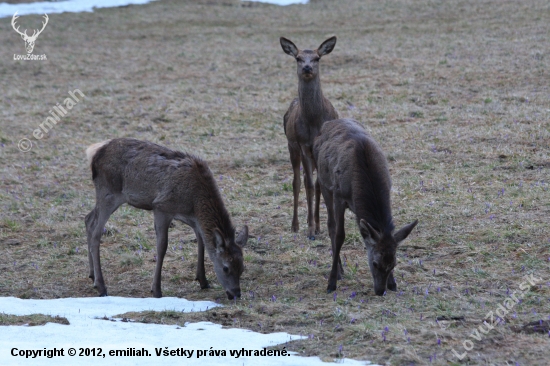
[327,197,346,293]
[320,186,344,281]
[85,191,125,296]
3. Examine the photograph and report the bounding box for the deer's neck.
[298,78,325,122]
[352,160,395,236]
[195,194,233,244]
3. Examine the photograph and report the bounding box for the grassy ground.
[0,313,69,326]
[1,0,549,364]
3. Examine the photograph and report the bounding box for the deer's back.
[91,138,213,213]
[314,119,393,230]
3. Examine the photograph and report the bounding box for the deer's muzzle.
[226,288,241,300]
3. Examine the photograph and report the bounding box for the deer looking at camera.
[280,36,339,240]
[313,119,418,295]
[85,138,248,300]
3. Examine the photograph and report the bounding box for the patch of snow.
[0,0,156,18]
[0,296,374,365]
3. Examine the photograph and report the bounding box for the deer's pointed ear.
[359,219,380,246]
[280,37,299,57]
[213,229,226,252]
[236,225,249,247]
[20,34,26,40]
[394,220,418,244]
[318,36,337,57]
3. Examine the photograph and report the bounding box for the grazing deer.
[11,12,48,54]
[85,138,248,299]
[313,119,418,295]
[280,36,339,240]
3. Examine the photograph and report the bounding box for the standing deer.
[313,119,418,295]
[11,12,48,54]
[85,138,248,299]
[280,36,339,240]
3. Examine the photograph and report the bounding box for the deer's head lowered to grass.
[11,12,49,54]
[313,119,418,295]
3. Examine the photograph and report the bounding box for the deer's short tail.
[86,140,111,166]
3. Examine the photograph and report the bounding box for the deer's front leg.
[288,143,301,233]
[151,211,172,298]
[194,230,209,289]
[314,177,321,235]
[387,270,397,291]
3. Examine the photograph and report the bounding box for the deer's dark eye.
[296,57,304,62]
[312,57,320,62]
[223,266,229,273]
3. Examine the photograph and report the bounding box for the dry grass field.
[1,0,549,364]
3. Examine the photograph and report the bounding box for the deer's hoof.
[307,226,316,239]
[291,219,299,233]
[326,284,337,293]
[195,276,210,289]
